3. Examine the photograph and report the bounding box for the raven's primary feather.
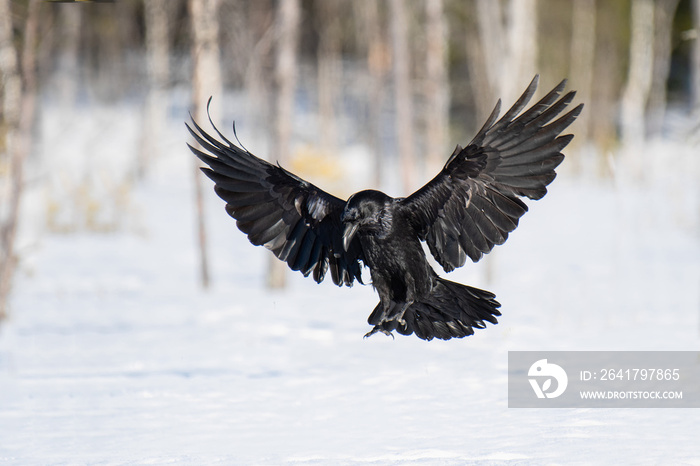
[186,75,582,341]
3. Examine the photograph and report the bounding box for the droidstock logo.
[528,359,568,399]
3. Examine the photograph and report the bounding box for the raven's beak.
[342,222,359,251]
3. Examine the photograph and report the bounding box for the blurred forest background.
[1,0,699,317]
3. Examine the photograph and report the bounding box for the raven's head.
[341,190,392,251]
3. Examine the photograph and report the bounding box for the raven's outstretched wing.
[402,75,583,271]
[186,108,365,286]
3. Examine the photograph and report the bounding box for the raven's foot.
[374,301,410,328]
[363,326,395,339]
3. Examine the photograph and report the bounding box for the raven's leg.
[387,300,412,326]
[364,301,412,338]
[372,300,411,326]
[363,325,395,339]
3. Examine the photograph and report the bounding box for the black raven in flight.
[186,76,582,341]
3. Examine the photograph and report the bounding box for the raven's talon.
[363,326,395,339]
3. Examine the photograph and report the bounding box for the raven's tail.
[367,278,501,341]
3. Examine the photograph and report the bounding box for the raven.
[186,76,582,341]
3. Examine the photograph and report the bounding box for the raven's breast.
[359,230,435,302]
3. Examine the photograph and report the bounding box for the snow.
[1,105,700,464]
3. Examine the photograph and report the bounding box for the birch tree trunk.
[424,0,449,175]
[474,0,538,112]
[389,0,415,192]
[55,3,81,108]
[620,0,655,151]
[503,0,538,104]
[316,0,341,157]
[243,2,275,147]
[139,0,170,177]
[569,0,596,162]
[267,0,300,289]
[647,0,680,137]
[354,0,387,188]
[473,0,537,286]
[474,0,504,106]
[465,1,493,123]
[691,0,700,114]
[0,0,39,320]
[189,0,223,289]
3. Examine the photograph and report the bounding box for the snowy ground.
[1,106,700,464]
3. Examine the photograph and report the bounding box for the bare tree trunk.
[243,2,275,147]
[354,0,387,188]
[0,0,39,320]
[569,0,596,166]
[589,1,627,159]
[474,0,504,106]
[389,0,415,192]
[503,0,538,103]
[691,0,700,113]
[424,0,449,175]
[473,0,537,286]
[44,4,82,233]
[647,0,680,137]
[139,0,170,177]
[620,0,655,151]
[465,1,492,123]
[267,0,300,289]
[474,0,538,109]
[0,0,21,321]
[316,0,342,157]
[189,0,223,290]
[55,3,81,108]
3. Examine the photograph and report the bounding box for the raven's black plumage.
[186,75,583,341]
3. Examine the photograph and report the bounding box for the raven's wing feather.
[402,75,583,271]
[186,109,364,286]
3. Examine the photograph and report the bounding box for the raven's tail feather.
[368,278,501,341]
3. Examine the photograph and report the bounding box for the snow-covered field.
[1,104,700,464]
